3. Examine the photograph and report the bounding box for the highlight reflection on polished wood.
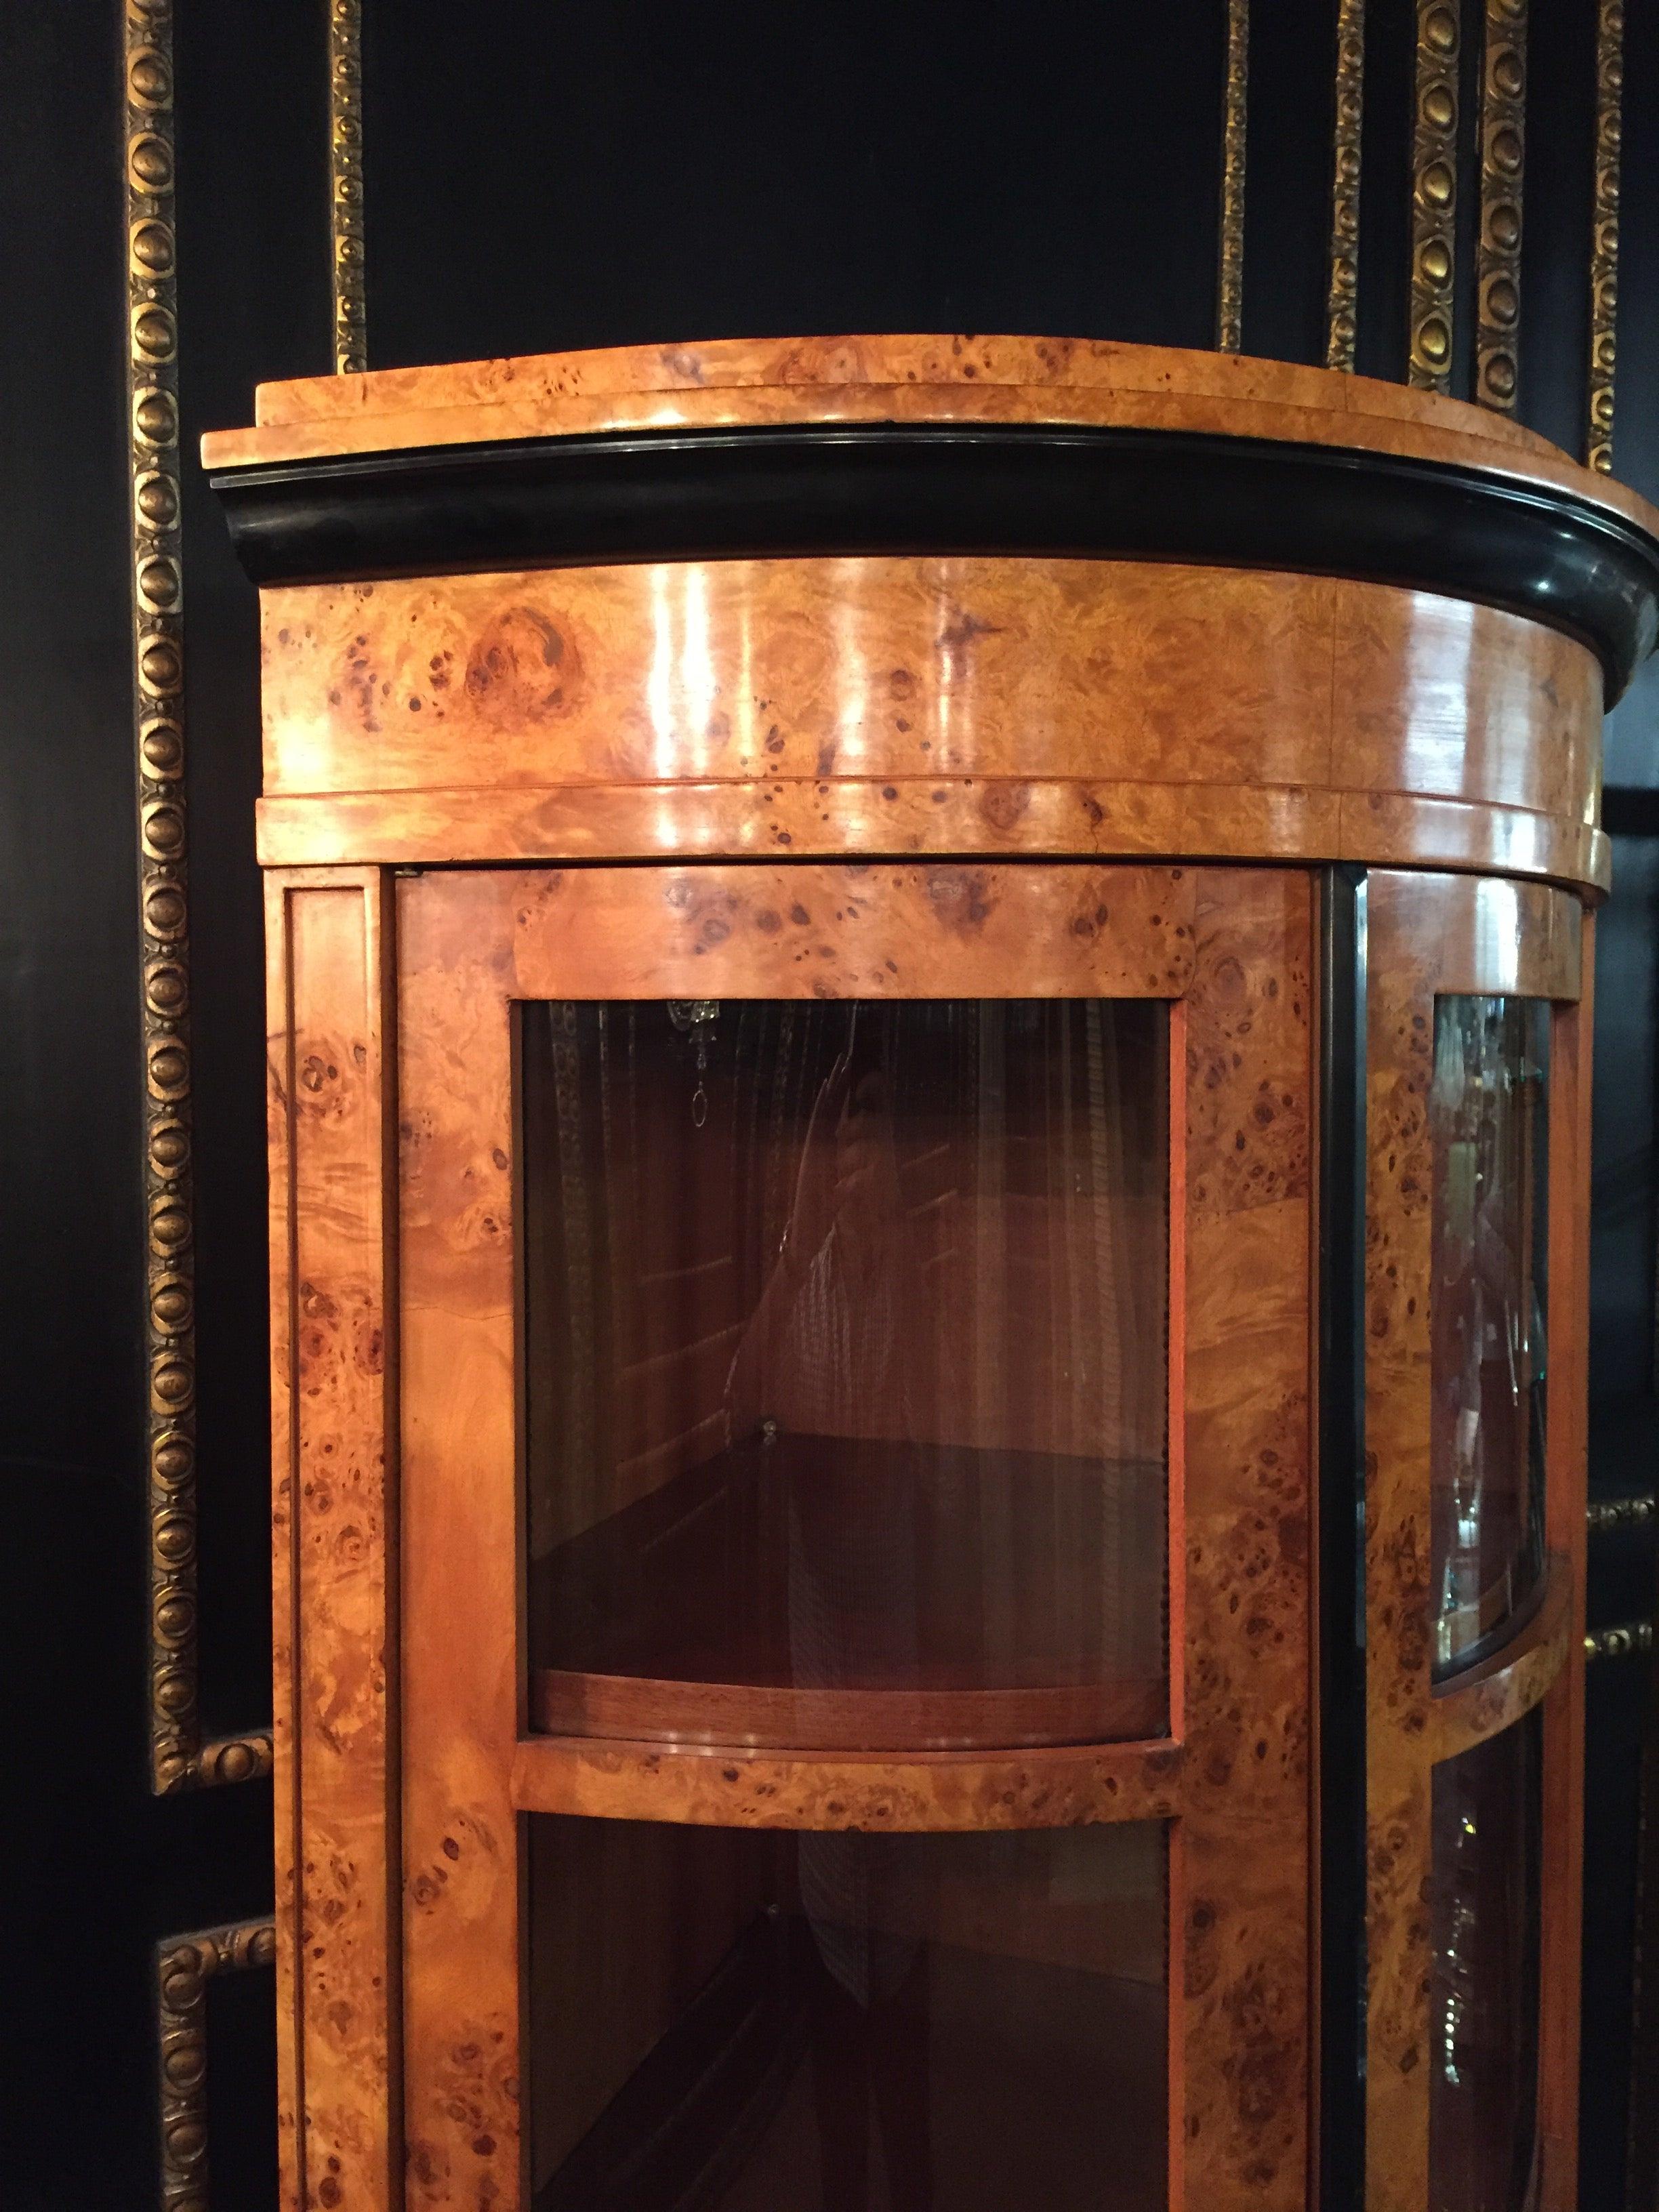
[255,557,1606,888]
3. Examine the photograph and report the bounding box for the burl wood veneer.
[213,337,1659,2212]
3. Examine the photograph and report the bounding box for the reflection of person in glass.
[726,1040,936,2211]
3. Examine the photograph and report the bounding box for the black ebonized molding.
[212,421,1659,700]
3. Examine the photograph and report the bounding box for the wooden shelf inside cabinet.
[510,1732,1189,1832]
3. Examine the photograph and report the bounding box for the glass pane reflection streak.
[521,998,1170,1750]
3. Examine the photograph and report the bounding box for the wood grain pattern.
[510,1733,1185,1830]
[260,558,1343,798]
[398,880,522,2210]
[1178,869,1314,2212]
[266,868,399,2212]
[1364,869,1589,2212]
[253,556,1606,888]
[393,861,1314,2211]
[203,332,1659,532]
[1426,1553,1573,1762]
[503,860,1195,1002]
[247,331,1557,446]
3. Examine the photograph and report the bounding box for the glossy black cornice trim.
[211,422,1659,699]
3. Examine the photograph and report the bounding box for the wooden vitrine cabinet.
[208,337,1659,2212]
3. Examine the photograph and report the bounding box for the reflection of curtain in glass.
[974,1006,1017,1677]
[537,1003,598,1555]
[527,996,1170,1703]
[1088,1001,1124,1671]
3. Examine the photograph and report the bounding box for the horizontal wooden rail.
[511,1732,1185,1832]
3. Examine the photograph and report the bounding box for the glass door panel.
[528,1814,1168,2211]
[1429,998,1549,1678]
[1428,1709,1543,2212]
[522,997,1169,1750]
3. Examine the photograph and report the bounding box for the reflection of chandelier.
[666,1000,720,1125]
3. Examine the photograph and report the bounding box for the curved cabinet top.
[208,335,1659,705]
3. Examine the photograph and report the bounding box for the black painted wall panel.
[174,0,331,1744]
[1241,0,1339,367]
[5,1,1659,2204]
[361,0,1229,366]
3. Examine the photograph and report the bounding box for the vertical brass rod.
[1474,0,1527,413]
[1408,0,1460,391]
[127,0,273,1800]
[1588,0,1624,472]
[329,0,367,373]
[157,1918,277,2212]
[1217,0,1248,354]
[1326,0,1366,372]
[125,0,198,1795]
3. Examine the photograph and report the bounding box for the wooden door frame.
[270,857,1317,2212]
[1361,870,1591,2212]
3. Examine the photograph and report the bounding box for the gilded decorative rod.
[330,0,367,373]
[1589,0,1624,472]
[1217,0,1248,354]
[157,1918,277,2212]
[125,0,272,1797]
[1474,0,1527,413]
[1408,0,1459,392]
[1325,0,1365,373]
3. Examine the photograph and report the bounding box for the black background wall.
[3,1,1656,2204]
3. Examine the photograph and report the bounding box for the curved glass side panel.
[529,1815,1168,2211]
[1428,1710,1543,2212]
[520,998,1169,1749]
[1429,997,1549,1678]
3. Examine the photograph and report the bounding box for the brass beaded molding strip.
[330,0,367,373]
[1475,0,1526,413]
[1409,0,1460,392]
[157,1918,276,2212]
[1216,0,1248,354]
[1325,0,1365,373]
[125,0,271,1796]
[1589,3,1624,474]
[1586,1620,1656,1662]
[1587,1495,1656,1533]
